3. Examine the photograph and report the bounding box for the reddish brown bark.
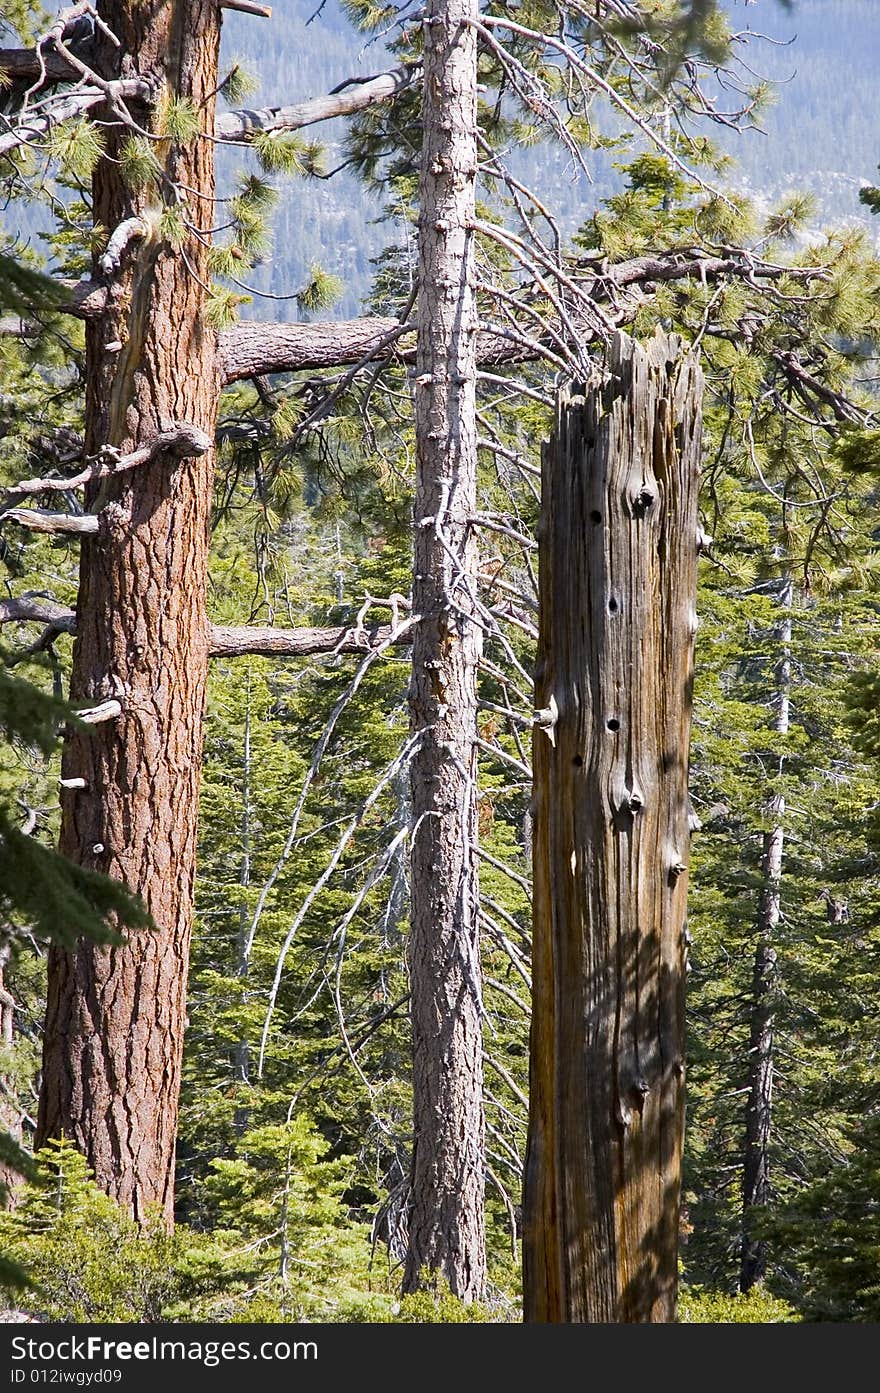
[36,0,222,1223]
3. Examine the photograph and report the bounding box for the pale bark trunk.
[235,678,252,1120]
[404,0,486,1301]
[523,330,703,1322]
[0,947,23,1208]
[36,0,221,1224]
[740,578,791,1291]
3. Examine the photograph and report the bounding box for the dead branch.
[243,614,419,982]
[209,622,399,657]
[2,423,211,507]
[0,507,98,534]
[215,62,421,141]
[75,698,122,724]
[0,597,75,632]
[0,79,150,159]
[257,732,421,1077]
[219,1,272,15]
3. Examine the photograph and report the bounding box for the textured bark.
[740,579,791,1292]
[36,0,221,1224]
[404,0,486,1301]
[209,622,396,657]
[3,424,210,503]
[523,330,703,1322]
[0,613,403,657]
[0,947,22,1208]
[219,317,405,382]
[218,319,535,384]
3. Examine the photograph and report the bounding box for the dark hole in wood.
[573,755,583,766]
[608,597,618,613]
[590,510,602,524]
[606,718,620,732]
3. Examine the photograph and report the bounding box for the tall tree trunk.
[0,946,23,1208]
[36,0,221,1224]
[740,577,791,1291]
[234,675,252,1134]
[404,0,486,1301]
[523,331,703,1322]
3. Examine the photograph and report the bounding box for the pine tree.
[2,0,877,1326]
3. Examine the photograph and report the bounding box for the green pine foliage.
[678,1284,799,1323]
[183,525,415,1274]
[860,172,880,217]
[0,1132,391,1322]
[764,1110,880,1321]
[0,1141,230,1321]
[1,0,879,1326]
[0,3,41,45]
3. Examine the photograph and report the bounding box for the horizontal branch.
[0,78,150,159]
[606,248,825,291]
[0,48,76,83]
[217,248,828,380]
[219,1,272,15]
[0,49,418,150]
[0,507,98,534]
[59,278,110,319]
[218,318,529,384]
[0,597,75,631]
[214,63,421,141]
[209,621,406,657]
[4,422,211,503]
[50,243,834,403]
[219,317,408,382]
[75,698,122,725]
[0,603,410,661]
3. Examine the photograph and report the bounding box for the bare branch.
[478,909,532,990]
[219,317,407,383]
[219,1,272,15]
[209,621,401,657]
[0,597,75,632]
[484,1050,529,1112]
[3,422,211,505]
[75,698,122,725]
[257,732,421,1078]
[1,48,415,157]
[0,605,413,662]
[242,614,420,979]
[99,216,148,277]
[474,15,736,208]
[0,507,98,534]
[215,62,421,141]
[0,78,150,159]
[476,846,531,898]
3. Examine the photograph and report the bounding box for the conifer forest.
[0,0,879,1326]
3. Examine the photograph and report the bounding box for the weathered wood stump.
[523,329,703,1322]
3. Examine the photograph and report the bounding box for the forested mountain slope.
[219,0,879,319]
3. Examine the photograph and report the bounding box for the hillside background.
[215,0,880,318]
